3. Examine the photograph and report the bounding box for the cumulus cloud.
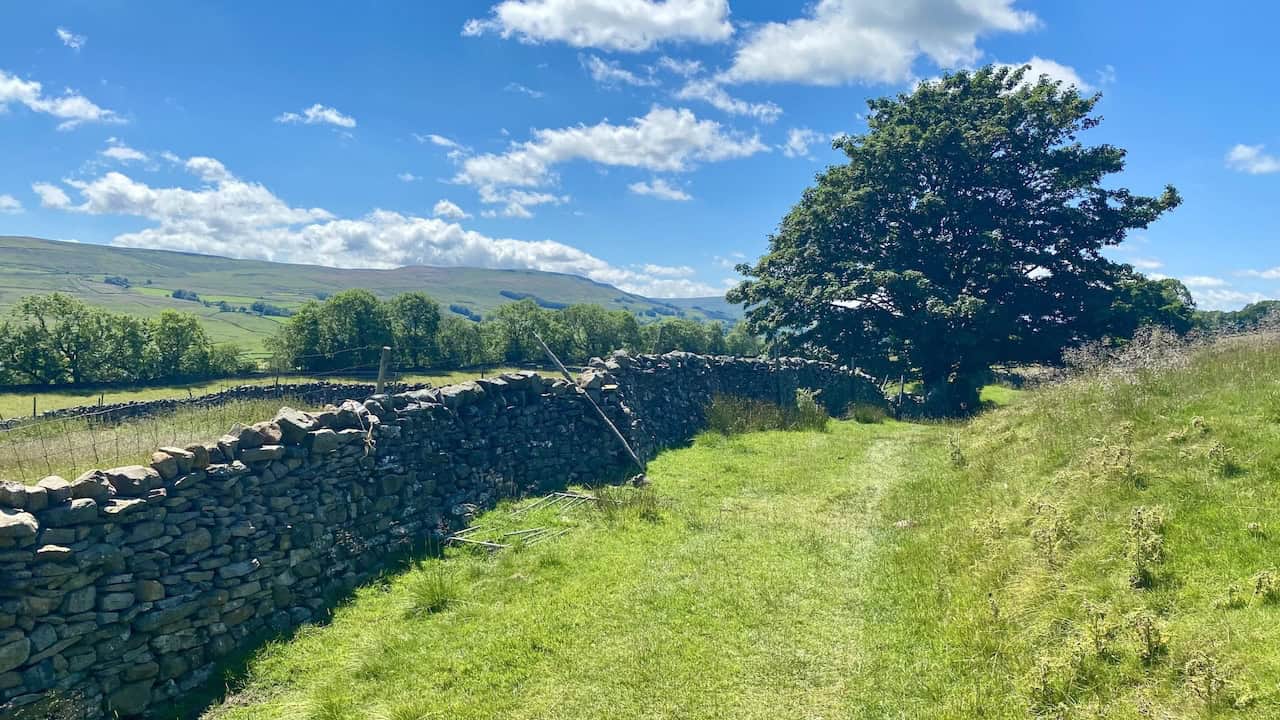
[1226,144,1280,175]
[1242,266,1280,280]
[32,182,71,208]
[0,69,122,129]
[581,55,658,88]
[100,137,148,163]
[674,78,782,122]
[34,156,719,296]
[628,178,691,201]
[1181,275,1226,288]
[723,0,1037,86]
[0,194,22,214]
[398,172,421,183]
[641,263,695,277]
[996,57,1092,91]
[781,128,830,158]
[1127,257,1164,272]
[1192,288,1272,312]
[457,106,765,190]
[275,103,356,128]
[432,199,472,220]
[56,27,86,51]
[463,0,733,52]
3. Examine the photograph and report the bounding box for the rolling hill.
[0,236,742,352]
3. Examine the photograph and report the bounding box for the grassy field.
[0,236,739,352]
[197,334,1280,719]
[0,367,526,420]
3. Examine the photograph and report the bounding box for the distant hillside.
[0,236,742,351]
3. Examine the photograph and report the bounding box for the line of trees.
[268,290,762,372]
[0,294,253,386]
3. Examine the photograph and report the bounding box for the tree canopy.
[729,65,1182,415]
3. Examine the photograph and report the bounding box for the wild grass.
[201,330,1280,719]
[0,366,525,420]
[704,388,830,434]
[0,397,319,484]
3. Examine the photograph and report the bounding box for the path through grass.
[204,335,1280,718]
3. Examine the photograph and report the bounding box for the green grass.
[197,333,1280,719]
[0,367,525,420]
[0,397,320,484]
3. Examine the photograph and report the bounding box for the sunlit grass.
[198,335,1280,719]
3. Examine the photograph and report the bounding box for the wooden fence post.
[376,346,392,394]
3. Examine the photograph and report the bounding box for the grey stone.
[275,407,319,444]
[38,498,98,527]
[158,447,195,474]
[35,476,71,504]
[305,429,340,454]
[0,634,29,674]
[240,445,285,463]
[105,466,160,498]
[62,586,96,615]
[108,680,153,716]
[0,508,38,539]
[99,593,136,612]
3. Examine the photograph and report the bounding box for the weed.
[1127,611,1168,665]
[1251,569,1280,603]
[1029,500,1074,568]
[1206,441,1241,476]
[1127,506,1165,589]
[404,563,459,617]
[848,403,887,424]
[1215,583,1248,610]
[1081,601,1118,659]
[593,484,662,524]
[1182,651,1228,707]
[1247,521,1265,539]
[947,434,966,468]
[704,390,830,435]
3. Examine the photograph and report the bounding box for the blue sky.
[0,1,1276,307]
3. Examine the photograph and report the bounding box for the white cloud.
[463,0,733,52]
[1127,257,1164,272]
[32,182,71,208]
[781,128,829,158]
[674,79,782,122]
[432,199,472,220]
[582,55,658,87]
[100,137,148,163]
[0,69,122,129]
[34,157,719,296]
[997,57,1092,91]
[628,178,691,201]
[478,187,568,218]
[1192,288,1272,312]
[398,172,421,183]
[1242,267,1280,280]
[723,0,1037,86]
[1181,275,1226,288]
[641,263,695,277]
[275,103,356,128]
[656,56,703,77]
[56,27,86,51]
[1096,64,1117,86]
[416,133,461,149]
[504,82,545,99]
[0,194,22,214]
[1226,144,1280,175]
[456,105,766,197]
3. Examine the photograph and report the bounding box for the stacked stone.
[0,355,881,719]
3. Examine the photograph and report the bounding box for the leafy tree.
[645,318,708,354]
[729,66,1181,416]
[317,289,394,369]
[148,310,214,378]
[389,292,441,368]
[1106,273,1195,338]
[489,299,571,363]
[724,322,763,357]
[436,316,493,368]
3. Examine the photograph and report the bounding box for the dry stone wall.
[0,352,882,719]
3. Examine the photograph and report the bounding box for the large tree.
[729,66,1181,415]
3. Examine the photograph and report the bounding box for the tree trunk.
[921,369,983,418]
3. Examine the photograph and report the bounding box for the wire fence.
[0,343,412,484]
